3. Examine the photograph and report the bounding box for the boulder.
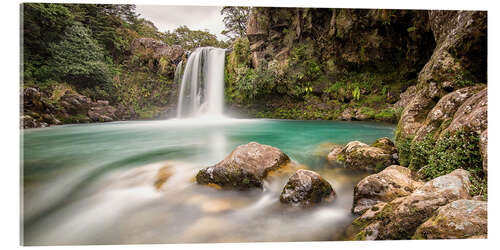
[414,199,487,239]
[60,91,91,115]
[23,87,43,110]
[130,38,184,62]
[442,87,487,137]
[352,165,424,215]
[326,145,343,165]
[396,82,441,140]
[337,141,396,171]
[154,165,173,190]
[419,11,486,89]
[196,142,290,190]
[340,108,354,121]
[280,169,336,206]
[413,85,485,142]
[88,101,117,122]
[371,137,398,155]
[351,169,472,240]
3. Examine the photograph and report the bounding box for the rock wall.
[22,87,137,128]
[247,8,435,77]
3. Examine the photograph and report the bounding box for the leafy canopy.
[48,22,111,87]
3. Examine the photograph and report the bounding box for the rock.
[60,91,91,115]
[154,165,173,190]
[479,129,487,175]
[130,37,184,75]
[196,142,290,190]
[352,165,424,215]
[396,83,441,140]
[414,199,487,239]
[280,169,336,206]
[337,141,396,172]
[340,108,354,120]
[419,11,486,89]
[371,137,398,155]
[326,145,343,165]
[413,85,485,142]
[351,169,472,240]
[23,87,43,110]
[393,86,417,110]
[442,88,487,137]
[88,101,117,122]
[131,38,184,62]
[21,115,37,129]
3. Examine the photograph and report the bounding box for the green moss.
[395,135,412,167]
[408,134,435,171]
[337,153,345,162]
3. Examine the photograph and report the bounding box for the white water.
[176,47,226,118]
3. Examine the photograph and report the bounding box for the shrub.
[48,22,112,88]
[396,136,412,167]
[408,134,435,171]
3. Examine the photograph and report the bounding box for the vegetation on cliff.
[22,3,228,125]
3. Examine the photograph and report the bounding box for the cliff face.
[227,8,441,122]
[247,8,435,78]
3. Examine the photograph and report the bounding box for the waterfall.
[174,60,183,85]
[176,47,226,118]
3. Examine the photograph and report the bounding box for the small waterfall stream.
[176,47,226,118]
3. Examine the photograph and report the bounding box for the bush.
[408,134,435,171]
[396,136,412,167]
[48,22,112,88]
[422,130,482,179]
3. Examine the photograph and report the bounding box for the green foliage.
[454,72,476,88]
[285,43,324,98]
[396,136,413,167]
[48,22,112,87]
[397,129,486,198]
[220,7,250,40]
[422,130,482,179]
[23,3,75,81]
[352,86,361,101]
[374,108,398,122]
[407,27,416,32]
[408,134,435,171]
[163,25,228,51]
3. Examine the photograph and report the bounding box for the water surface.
[22,118,395,245]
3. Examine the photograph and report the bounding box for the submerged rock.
[326,145,343,165]
[196,142,290,190]
[414,199,487,239]
[351,169,471,240]
[337,140,396,172]
[352,165,423,215]
[154,165,173,190]
[280,169,336,206]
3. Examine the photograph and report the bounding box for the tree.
[23,3,75,80]
[48,22,112,87]
[163,25,227,50]
[220,7,250,39]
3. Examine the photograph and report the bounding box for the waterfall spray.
[176,47,226,118]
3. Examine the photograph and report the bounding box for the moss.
[337,153,345,162]
[395,135,412,167]
[408,133,435,171]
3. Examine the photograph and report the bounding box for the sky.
[135,5,226,40]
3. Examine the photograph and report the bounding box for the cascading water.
[176,47,226,118]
